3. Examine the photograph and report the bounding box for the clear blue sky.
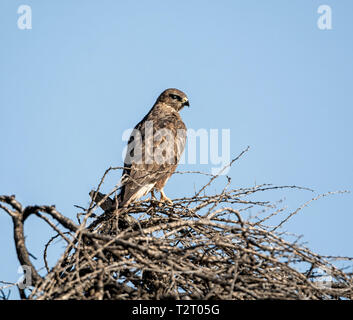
[1,0,352,299]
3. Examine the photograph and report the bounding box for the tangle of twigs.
[0,150,352,300]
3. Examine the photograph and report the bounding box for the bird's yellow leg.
[146,189,157,203]
[160,189,173,205]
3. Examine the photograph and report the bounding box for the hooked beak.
[182,98,190,107]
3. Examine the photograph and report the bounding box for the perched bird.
[118,88,189,208]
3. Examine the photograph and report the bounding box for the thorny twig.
[0,148,352,300]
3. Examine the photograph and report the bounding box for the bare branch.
[1,160,352,300]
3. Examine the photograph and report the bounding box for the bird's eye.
[169,94,182,101]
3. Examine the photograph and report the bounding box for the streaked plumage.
[118,88,189,207]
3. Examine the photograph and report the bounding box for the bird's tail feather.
[89,190,118,211]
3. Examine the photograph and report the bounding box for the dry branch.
[1,152,352,300]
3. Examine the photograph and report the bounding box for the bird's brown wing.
[155,113,187,190]
[119,104,186,207]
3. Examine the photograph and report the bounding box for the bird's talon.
[160,192,173,206]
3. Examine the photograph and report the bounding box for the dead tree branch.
[1,152,352,300]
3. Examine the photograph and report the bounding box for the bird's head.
[157,88,190,112]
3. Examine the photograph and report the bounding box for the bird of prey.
[118,88,189,208]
